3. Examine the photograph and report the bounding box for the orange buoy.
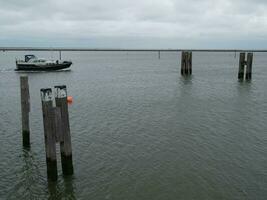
[67,96,73,104]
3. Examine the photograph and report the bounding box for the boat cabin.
[25,55,37,62]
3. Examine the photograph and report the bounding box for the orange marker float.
[67,96,73,104]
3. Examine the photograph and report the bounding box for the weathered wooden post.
[238,52,253,81]
[41,88,58,181]
[55,85,74,175]
[238,52,246,80]
[158,51,161,59]
[181,51,192,75]
[181,51,185,75]
[20,76,30,148]
[188,51,192,75]
[246,53,253,80]
[59,51,62,60]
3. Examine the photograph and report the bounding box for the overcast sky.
[1,0,267,48]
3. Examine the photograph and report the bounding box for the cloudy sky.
[1,0,267,48]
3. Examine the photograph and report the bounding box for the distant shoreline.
[1,47,267,52]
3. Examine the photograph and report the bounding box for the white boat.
[16,55,72,71]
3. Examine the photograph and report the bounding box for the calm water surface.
[0,51,267,199]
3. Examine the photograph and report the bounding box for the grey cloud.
[0,0,267,48]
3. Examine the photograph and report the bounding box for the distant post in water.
[55,85,74,175]
[238,53,245,80]
[238,52,253,81]
[20,76,30,148]
[246,53,253,80]
[181,51,192,75]
[41,88,58,181]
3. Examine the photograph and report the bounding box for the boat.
[15,55,72,71]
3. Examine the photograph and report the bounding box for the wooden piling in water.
[238,53,246,80]
[246,53,253,80]
[55,85,74,175]
[41,88,58,181]
[181,51,192,75]
[188,51,192,75]
[238,52,253,81]
[20,76,30,148]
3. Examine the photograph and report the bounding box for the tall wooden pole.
[55,85,74,175]
[238,53,246,80]
[20,76,30,148]
[238,52,253,81]
[41,88,58,181]
[246,53,253,80]
[181,51,192,76]
[188,51,192,75]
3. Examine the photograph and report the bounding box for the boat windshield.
[25,55,37,62]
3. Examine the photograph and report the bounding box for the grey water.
[0,51,267,200]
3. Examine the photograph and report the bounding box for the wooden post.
[59,51,62,60]
[55,85,74,175]
[238,53,246,80]
[181,51,192,76]
[238,52,253,80]
[41,88,58,181]
[246,53,253,80]
[188,51,192,75]
[20,76,30,148]
[158,51,161,59]
[181,51,185,75]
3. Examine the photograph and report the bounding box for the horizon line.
[1,47,267,52]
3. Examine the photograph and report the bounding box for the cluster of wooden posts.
[20,76,73,182]
[181,51,192,76]
[180,51,253,80]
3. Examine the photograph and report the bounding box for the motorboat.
[15,55,72,71]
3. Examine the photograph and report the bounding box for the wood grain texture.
[41,89,58,181]
[20,76,30,147]
[55,86,74,175]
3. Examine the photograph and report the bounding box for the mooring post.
[181,51,192,76]
[238,52,253,81]
[246,53,253,80]
[59,51,62,60]
[188,51,192,75]
[238,52,246,80]
[55,85,74,175]
[158,51,161,59]
[41,88,58,181]
[181,51,185,75]
[20,76,30,148]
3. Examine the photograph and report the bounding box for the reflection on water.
[6,150,47,199]
[6,149,77,199]
[48,176,76,200]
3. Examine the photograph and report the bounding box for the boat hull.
[15,62,72,71]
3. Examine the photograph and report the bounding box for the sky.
[1,0,267,48]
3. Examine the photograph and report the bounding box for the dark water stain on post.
[55,85,74,176]
[20,76,30,148]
